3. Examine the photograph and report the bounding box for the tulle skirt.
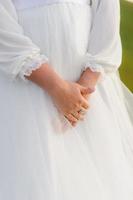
[0,3,133,200]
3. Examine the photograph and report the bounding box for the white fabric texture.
[82,0,122,77]
[0,0,133,200]
[0,0,49,81]
[12,0,91,10]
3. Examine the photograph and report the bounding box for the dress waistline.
[13,0,91,10]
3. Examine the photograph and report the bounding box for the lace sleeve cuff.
[81,53,118,82]
[81,63,105,80]
[17,50,49,82]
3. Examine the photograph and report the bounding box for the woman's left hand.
[71,67,100,126]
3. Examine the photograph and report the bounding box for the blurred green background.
[120,0,133,92]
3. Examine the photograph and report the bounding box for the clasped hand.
[51,69,98,127]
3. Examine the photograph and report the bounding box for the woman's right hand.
[48,79,93,126]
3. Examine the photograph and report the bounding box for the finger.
[65,113,78,123]
[77,107,87,116]
[64,117,75,126]
[87,87,95,93]
[71,111,85,121]
[81,97,90,110]
[71,121,78,127]
[82,93,90,99]
[80,86,95,96]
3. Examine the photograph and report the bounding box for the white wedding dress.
[0,0,133,199]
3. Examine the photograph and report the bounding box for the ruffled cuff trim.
[81,61,106,83]
[81,53,117,82]
[18,51,49,82]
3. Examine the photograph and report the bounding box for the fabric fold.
[0,1,49,81]
[83,0,122,79]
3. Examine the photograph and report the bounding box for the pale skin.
[25,63,100,127]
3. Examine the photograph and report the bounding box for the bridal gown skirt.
[0,3,133,200]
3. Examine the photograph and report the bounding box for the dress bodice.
[12,0,91,10]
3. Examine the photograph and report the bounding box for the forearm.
[25,63,65,95]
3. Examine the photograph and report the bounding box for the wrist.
[46,75,67,97]
[41,65,67,96]
[26,62,67,95]
[80,67,101,88]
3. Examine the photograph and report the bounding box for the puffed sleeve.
[82,0,122,78]
[0,1,49,82]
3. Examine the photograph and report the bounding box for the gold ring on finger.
[78,109,86,115]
